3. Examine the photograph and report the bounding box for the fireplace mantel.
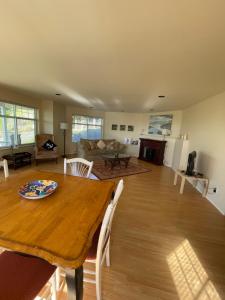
[138,138,166,165]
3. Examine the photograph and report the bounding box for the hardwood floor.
[2,159,225,299]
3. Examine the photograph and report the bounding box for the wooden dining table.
[0,169,115,300]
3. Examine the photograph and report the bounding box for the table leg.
[203,179,209,198]
[65,266,83,300]
[13,158,17,170]
[3,160,9,178]
[180,176,185,194]
[174,172,178,185]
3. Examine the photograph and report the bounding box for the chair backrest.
[64,157,94,178]
[0,159,9,178]
[96,179,124,263]
[36,134,55,150]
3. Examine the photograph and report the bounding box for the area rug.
[92,159,150,180]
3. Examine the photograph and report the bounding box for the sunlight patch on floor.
[167,239,221,300]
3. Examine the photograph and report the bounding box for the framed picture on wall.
[120,125,126,131]
[112,124,118,130]
[128,125,134,131]
[148,114,173,135]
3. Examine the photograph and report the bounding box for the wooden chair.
[0,159,9,178]
[84,179,124,300]
[0,251,57,300]
[35,134,59,165]
[56,180,124,299]
[64,157,93,178]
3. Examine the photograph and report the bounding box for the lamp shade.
[60,122,68,130]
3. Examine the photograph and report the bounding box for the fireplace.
[143,147,155,160]
[139,139,166,165]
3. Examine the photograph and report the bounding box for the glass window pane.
[0,102,15,117]
[17,119,35,144]
[72,124,88,142]
[87,125,102,140]
[88,117,103,126]
[16,105,35,119]
[72,115,87,124]
[0,117,15,147]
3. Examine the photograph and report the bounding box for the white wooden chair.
[64,157,93,178]
[0,159,9,178]
[84,179,124,300]
[55,180,124,299]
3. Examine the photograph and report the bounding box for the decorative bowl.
[19,180,58,200]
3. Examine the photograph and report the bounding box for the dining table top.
[0,170,115,268]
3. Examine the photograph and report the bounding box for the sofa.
[77,139,126,160]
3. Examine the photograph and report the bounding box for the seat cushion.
[86,221,110,261]
[86,223,102,260]
[36,150,58,159]
[0,251,56,300]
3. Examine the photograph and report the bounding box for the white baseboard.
[164,163,172,168]
[195,183,224,215]
[205,196,224,215]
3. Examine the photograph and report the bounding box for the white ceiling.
[0,0,225,112]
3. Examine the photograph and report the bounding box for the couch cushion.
[97,140,106,150]
[104,139,115,146]
[36,150,58,159]
[0,251,56,300]
[89,141,98,150]
[106,141,116,150]
[80,139,91,151]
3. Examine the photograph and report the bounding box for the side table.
[174,169,209,197]
[2,152,32,170]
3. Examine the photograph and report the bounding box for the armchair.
[35,134,59,165]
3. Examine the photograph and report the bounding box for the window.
[72,115,103,142]
[0,101,37,147]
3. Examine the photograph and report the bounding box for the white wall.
[39,99,53,134]
[104,112,147,156]
[53,102,66,155]
[181,92,225,214]
[64,107,183,163]
[104,110,183,166]
[40,100,66,153]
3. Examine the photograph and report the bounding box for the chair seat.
[0,251,56,300]
[86,222,109,260]
[86,224,101,260]
[36,150,58,159]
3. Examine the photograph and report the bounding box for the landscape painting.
[148,114,173,135]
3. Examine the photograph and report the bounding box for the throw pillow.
[82,140,91,151]
[89,141,97,150]
[42,140,57,151]
[97,140,106,150]
[107,141,116,150]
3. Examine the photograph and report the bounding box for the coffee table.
[102,154,131,170]
[2,152,32,169]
